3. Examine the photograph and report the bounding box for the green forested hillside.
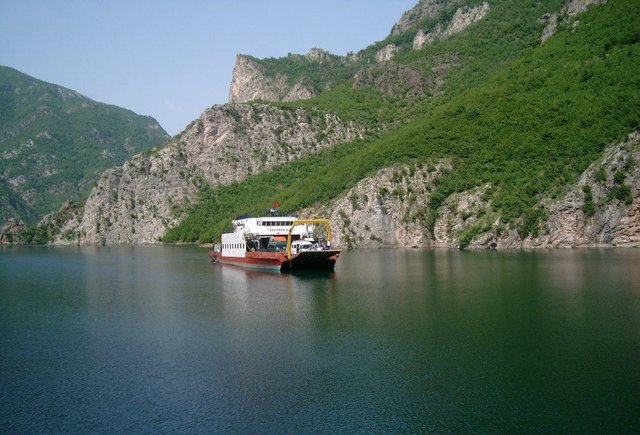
[0,66,169,223]
[165,0,639,243]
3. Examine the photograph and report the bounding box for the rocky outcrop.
[413,2,490,50]
[563,0,608,16]
[53,104,366,245]
[432,186,496,248]
[301,161,451,249]
[391,0,455,36]
[439,132,640,249]
[228,55,315,103]
[539,13,559,43]
[540,0,608,43]
[375,44,399,62]
[306,48,331,61]
[518,131,640,248]
[0,218,25,244]
[301,132,639,250]
[442,2,490,38]
[315,165,498,250]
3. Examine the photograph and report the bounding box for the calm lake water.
[1,246,639,432]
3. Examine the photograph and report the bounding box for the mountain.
[37,0,640,248]
[0,66,169,224]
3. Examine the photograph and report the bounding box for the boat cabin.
[218,217,324,258]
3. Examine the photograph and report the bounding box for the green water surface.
[1,246,639,432]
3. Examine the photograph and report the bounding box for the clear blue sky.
[0,0,416,135]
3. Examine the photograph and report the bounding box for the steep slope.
[49,104,364,245]
[0,66,169,223]
[166,0,639,247]
[43,0,640,248]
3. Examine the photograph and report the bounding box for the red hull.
[209,250,339,271]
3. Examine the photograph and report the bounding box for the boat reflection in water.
[209,259,339,322]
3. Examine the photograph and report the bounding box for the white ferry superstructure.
[209,216,340,271]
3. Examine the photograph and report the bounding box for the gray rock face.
[53,104,366,245]
[301,132,639,250]
[563,0,608,16]
[375,44,399,62]
[228,55,314,103]
[306,48,331,61]
[301,161,451,249]
[412,2,491,50]
[442,2,490,38]
[540,0,608,43]
[413,29,437,50]
[391,0,455,36]
[519,131,640,248]
[539,13,559,43]
[451,132,640,249]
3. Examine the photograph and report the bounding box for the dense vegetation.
[165,0,639,243]
[0,66,169,223]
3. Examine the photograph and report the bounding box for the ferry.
[209,216,340,271]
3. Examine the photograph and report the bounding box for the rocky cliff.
[379,2,491,61]
[51,104,365,245]
[228,55,315,103]
[413,2,490,49]
[309,132,639,249]
[518,131,639,248]
[301,161,452,249]
[391,0,455,36]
